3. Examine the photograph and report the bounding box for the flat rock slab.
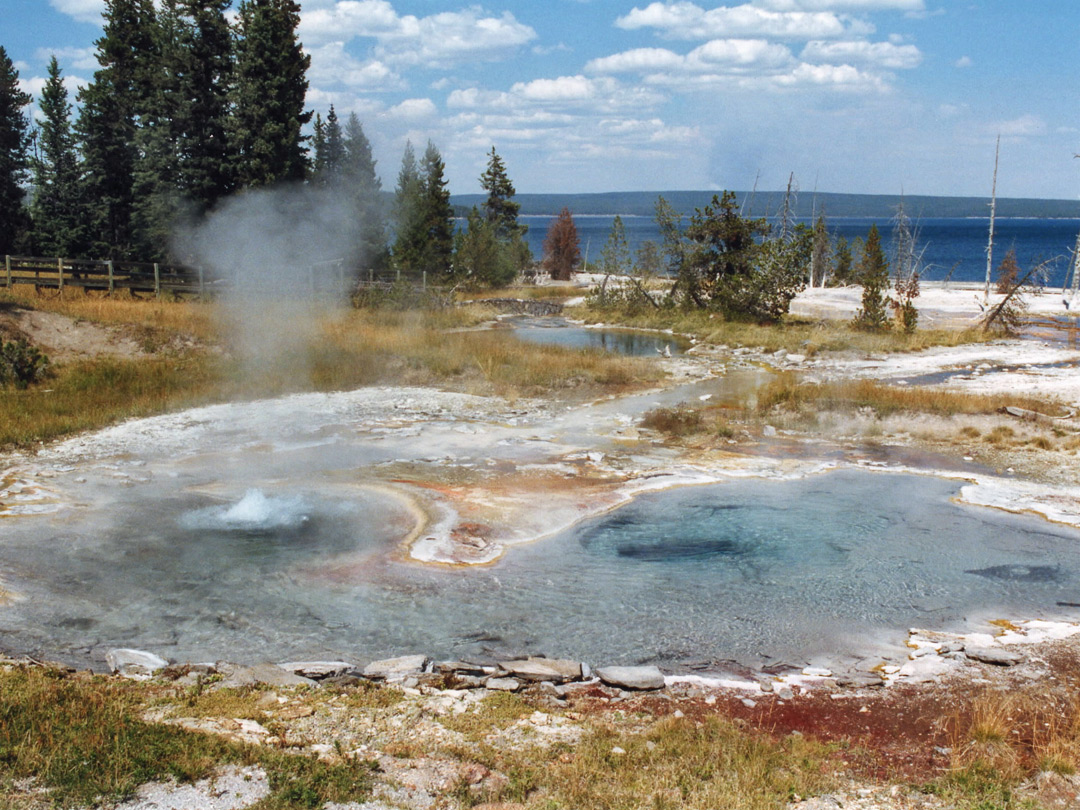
[966,646,1024,666]
[106,648,169,679]
[278,661,355,680]
[363,654,429,680]
[595,665,666,691]
[485,677,522,692]
[217,662,316,688]
[500,658,581,683]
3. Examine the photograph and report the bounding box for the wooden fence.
[1,255,366,299]
[3,255,209,297]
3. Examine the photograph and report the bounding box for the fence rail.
[3,255,208,297]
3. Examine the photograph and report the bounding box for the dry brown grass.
[1,286,219,342]
[757,373,1062,419]
[576,304,989,356]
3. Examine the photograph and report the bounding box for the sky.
[2,0,1079,200]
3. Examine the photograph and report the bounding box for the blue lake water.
[518,214,1080,289]
[4,470,1080,672]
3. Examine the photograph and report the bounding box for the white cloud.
[995,114,1047,138]
[300,4,536,67]
[49,0,104,24]
[35,46,98,72]
[800,39,921,68]
[308,42,404,91]
[954,55,972,68]
[753,0,924,11]
[384,97,439,121]
[587,40,794,75]
[616,2,872,40]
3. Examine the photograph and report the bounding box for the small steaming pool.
[2,469,1080,671]
[507,316,691,356]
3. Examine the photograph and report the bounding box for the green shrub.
[0,339,50,389]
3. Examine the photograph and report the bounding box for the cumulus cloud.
[49,0,103,24]
[954,55,972,68]
[587,39,794,76]
[307,43,404,91]
[615,2,872,40]
[299,3,536,66]
[754,0,924,10]
[384,97,439,121]
[35,46,98,72]
[800,39,921,68]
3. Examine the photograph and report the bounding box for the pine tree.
[600,215,631,275]
[31,57,84,256]
[391,140,424,274]
[0,47,33,254]
[543,207,580,281]
[310,112,326,179]
[853,223,890,330]
[77,0,159,257]
[176,0,233,211]
[419,140,453,277]
[480,147,521,239]
[131,0,185,258]
[453,206,515,287]
[321,106,345,184]
[342,113,386,270]
[810,215,830,287]
[831,236,853,285]
[232,0,312,188]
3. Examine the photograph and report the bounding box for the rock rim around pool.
[595,665,667,691]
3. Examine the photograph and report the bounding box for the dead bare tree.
[981,258,1052,334]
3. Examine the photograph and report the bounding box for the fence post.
[4,255,10,288]
[107,260,114,294]
[57,257,64,291]
[154,263,160,299]
[422,271,427,290]
[396,268,401,283]
[198,266,205,300]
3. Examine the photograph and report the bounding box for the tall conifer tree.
[77,0,159,257]
[231,0,311,187]
[479,147,520,239]
[176,0,234,211]
[419,140,454,277]
[0,46,32,254]
[392,141,424,274]
[31,57,83,256]
[342,113,386,270]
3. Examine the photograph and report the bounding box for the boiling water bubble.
[180,488,311,534]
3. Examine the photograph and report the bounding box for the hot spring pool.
[2,469,1079,671]
[507,317,691,356]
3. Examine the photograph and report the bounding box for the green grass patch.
[438,691,533,741]
[0,665,375,809]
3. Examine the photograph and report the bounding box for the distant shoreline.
[452,189,1080,219]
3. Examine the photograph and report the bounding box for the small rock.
[485,677,521,692]
[802,666,832,678]
[966,647,1024,666]
[595,665,666,691]
[106,648,168,679]
[741,698,757,708]
[762,425,777,437]
[611,746,626,755]
[672,709,685,719]
[363,654,429,681]
[776,686,795,700]
[836,672,884,688]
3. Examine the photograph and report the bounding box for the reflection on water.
[3,471,1080,672]
[508,317,691,356]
